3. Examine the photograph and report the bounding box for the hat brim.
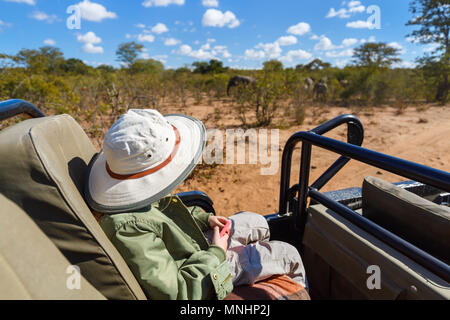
[85,114,206,214]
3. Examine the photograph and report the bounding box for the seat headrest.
[362,176,450,265]
[0,115,146,300]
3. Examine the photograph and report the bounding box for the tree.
[263,60,283,72]
[130,58,164,74]
[192,59,228,74]
[116,42,144,67]
[60,58,90,75]
[96,64,116,73]
[352,43,401,69]
[296,58,331,71]
[407,0,449,103]
[7,46,65,74]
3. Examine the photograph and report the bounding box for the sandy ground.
[169,102,450,217]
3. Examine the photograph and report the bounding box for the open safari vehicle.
[0,99,448,300]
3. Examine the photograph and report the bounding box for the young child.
[85,109,307,300]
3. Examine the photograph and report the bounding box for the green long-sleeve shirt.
[99,195,233,300]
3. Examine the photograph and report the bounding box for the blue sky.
[0,0,436,69]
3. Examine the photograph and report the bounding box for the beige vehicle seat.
[0,115,146,300]
[0,194,104,300]
[302,177,450,300]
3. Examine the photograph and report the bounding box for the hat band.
[105,125,181,180]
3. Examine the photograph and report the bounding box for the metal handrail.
[278,114,450,282]
[0,99,45,121]
[279,114,364,215]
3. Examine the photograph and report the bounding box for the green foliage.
[407,0,449,103]
[192,59,228,74]
[129,58,164,74]
[0,39,448,138]
[263,60,283,72]
[296,59,331,72]
[352,42,401,69]
[116,42,144,67]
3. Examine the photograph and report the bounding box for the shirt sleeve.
[111,221,232,300]
[189,206,212,233]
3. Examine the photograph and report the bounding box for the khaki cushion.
[362,176,450,264]
[0,194,105,300]
[0,115,146,300]
[303,204,450,300]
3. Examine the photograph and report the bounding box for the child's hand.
[212,226,229,252]
[209,216,229,230]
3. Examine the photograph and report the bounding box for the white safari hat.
[85,109,206,213]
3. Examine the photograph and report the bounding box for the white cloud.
[76,0,117,22]
[348,1,365,13]
[314,35,335,51]
[202,0,218,7]
[211,45,231,59]
[348,1,361,8]
[77,31,103,54]
[202,9,240,28]
[281,49,313,63]
[82,43,104,54]
[142,0,185,7]
[135,23,146,29]
[325,48,354,58]
[152,23,169,34]
[349,4,365,13]
[326,8,350,19]
[388,42,406,54]
[77,31,102,44]
[164,38,181,46]
[153,55,168,63]
[201,43,211,50]
[360,36,376,43]
[335,59,350,68]
[341,38,358,47]
[244,49,265,60]
[4,0,35,5]
[276,35,298,46]
[137,33,155,43]
[327,1,365,19]
[346,20,373,29]
[176,44,217,60]
[190,49,215,60]
[255,42,282,59]
[287,22,311,36]
[313,35,359,51]
[423,43,440,53]
[43,38,56,45]
[0,19,12,30]
[30,11,58,23]
[393,60,416,69]
[178,44,193,55]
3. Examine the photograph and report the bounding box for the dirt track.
[174,104,450,217]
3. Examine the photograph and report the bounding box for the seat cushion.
[0,194,105,300]
[362,176,450,264]
[0,115,146,300]
[225,275,310,300]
